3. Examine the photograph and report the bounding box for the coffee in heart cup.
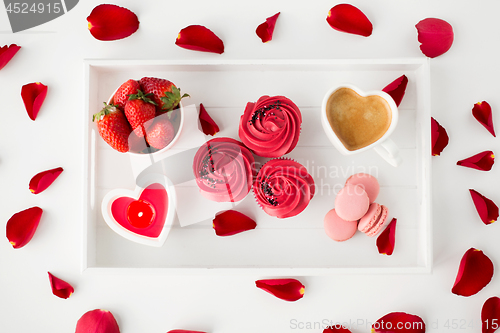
[321,84,402,167]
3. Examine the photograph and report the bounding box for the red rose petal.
[452,248,494,297]
[470,189,499,225]
[473,101,496,137]
[482,296,500,333]
[382,75,408,107]
[213,210,257,236]
[199,103,220,136]
[21,82,47,121]
[457,151,495,171]
[87,4,139,41]
[372,312,425,333]
[6,207,43,249]
[255,278,305,302]
[48,272,74,299]
[431,117,449,156]
[76,309,120,333]
[415,18,454,58]
[0,44,21,70]
[323,325,352,333]
[167,330,207,333]
[326,4,373,37]
[377,218,397,255]
[256,12,280,43]
[175,25,224,54]
[29,167,63,194]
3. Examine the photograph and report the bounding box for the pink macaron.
[324,209,358,242]
[334,184,370,221]
[345,173,379,203]
[358,203,389,237]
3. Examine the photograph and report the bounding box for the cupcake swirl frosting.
[239,96,302,157]
[253,159,315,218]
[193,137,256,202]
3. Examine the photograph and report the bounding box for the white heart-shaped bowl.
[101,173,176,247]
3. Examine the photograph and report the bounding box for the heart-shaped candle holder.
[101,173,176,247]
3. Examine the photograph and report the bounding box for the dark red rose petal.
[213,210,257,236]
[255,278,305,302]
[482,296,500,333]
[377,218,397,255]
[21,82,47,121]
[452,248,494,297]
[470,189,499,225]
[372,312,425,333]
[415,18,454,58]
[457,151,495,171]
[167,330,207,333]
[0,44,21,70]
[176,25,224,54]
[199,103,220,136]
[323,325,352,333]
[87,4,139,41]
[326,4,373,37]
[48,272,74,299]
[76,309,120,333]
[256,12,280,43]
[382,75,408,107]
[29,167,63,194]
[6,207,43,249]
[473,101,496,137]
[431,117,449,156]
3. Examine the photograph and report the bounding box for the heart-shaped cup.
[321,84,402,167]
[101,173,176,247]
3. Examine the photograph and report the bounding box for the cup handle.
[373,139,403,167]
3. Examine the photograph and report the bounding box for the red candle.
[127,200,155,228]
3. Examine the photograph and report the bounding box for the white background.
[1,0,499,332]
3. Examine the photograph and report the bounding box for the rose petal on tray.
[48,272,74,299]
[326,4,373,37]
[377,218,397,255]
[452,248,494,297]
[29,167,63,194]
[470,189,499,225]
[323,325,352,333]
[431,117,449,156]
[213,210,257,236]
[167,330,208,333]
[199,103,220,136]
[473,101,496,137]
[256,12,280,43]
[457,151,495,171]
[6,207,43,249]
[382,75,408,107]
[175,25,224,54]
[372,312,425,333]
[76,309,120,333]
[482,296,500,333]
[21,82,47,121]
[255,278,305,302]
[0,44,21,70]
[415,18,454,58]
[87,4,139,41]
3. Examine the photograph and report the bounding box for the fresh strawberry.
[124,90,156,137]
[113,79,140,109]
[139,77,189,113]
[93,103,132,152]
[145,117,175,150]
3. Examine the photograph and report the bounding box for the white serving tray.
[83,58,431,275]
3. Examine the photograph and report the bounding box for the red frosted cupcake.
[193,138,256,202]
[253,159,315,218]
[239,95,302,157]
